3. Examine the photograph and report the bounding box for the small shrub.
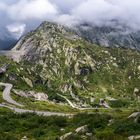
[109,99,129,108]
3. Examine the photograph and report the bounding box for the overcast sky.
[0,0,140,38]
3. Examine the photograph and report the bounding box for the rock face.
[12,21,140,108]
[128,135,140,140]
[128,112,140,119]
[21,136,28,140]
[60,125,92,140]
[13,90,48,101]
[75,125,88,134]
[23,77,33,88]
[60,132,72,140]
[77,24,140,50]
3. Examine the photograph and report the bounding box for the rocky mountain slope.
[12,21,140,108]
[76,24,140,50]
[0,55,48,93]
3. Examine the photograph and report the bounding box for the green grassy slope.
[0,108,139,140]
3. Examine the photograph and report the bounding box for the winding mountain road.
[0,83,23,107]
[0,82,137,118]
[0,82,70,116]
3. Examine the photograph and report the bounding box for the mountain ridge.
[76,24,140,50]
[11,21,140,109]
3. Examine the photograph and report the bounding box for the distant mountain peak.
[76,24,140,50]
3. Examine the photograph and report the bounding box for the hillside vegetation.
[0,21,140,140]
[11,21,140,109]
[0,108,139,140]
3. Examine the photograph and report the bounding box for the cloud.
[6,23,26,39]
[51,0,84,14]
[0,0,140,39]
[0,0,58,21]
[54,0,140,29]
[0,0,59,38]
[71,0,120,25]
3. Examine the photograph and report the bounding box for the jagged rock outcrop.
[60,132,73,140]
[13,90,48,101]
[75,125,88,134]
[128,135,140,140]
